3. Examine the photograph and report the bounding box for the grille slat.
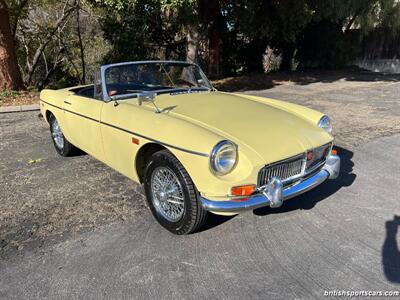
[258,154,305,187]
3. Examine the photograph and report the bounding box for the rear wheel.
[144,150,207,235]
[49,114,75,156]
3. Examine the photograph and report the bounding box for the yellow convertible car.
[40,60,340,234]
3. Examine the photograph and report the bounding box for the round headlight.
[318,115,332,133]
[210,140,238,176]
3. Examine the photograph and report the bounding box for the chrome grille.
[257,143,332,187]
[258,154,305,187]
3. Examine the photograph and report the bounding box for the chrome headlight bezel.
[318,115,332,134]
[210,140,238,176]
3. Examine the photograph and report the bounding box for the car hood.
[153,92,332,163]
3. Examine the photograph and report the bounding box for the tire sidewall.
[49,115,66,156]
[144,152,196,234]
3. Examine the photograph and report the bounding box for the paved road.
[0,112,399,299]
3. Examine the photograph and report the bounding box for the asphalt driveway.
[1,75,400,299]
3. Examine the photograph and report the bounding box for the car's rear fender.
[40,88,75,140]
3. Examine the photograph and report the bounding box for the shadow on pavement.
[382,215,400,283]
[70,148,86,157]
[196,213,235,233]
[214,68,400,92]
[253,146,356,216]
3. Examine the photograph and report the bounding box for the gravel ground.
[0,112,146,254]
[0,72,399,299]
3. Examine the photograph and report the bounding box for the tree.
[96,0,227,77]
[159,0,200,63]
[199,0,225,78]
[13,0,105,88]
[0,0,23,90]
[23,1,77,85]
[296,0,399,69]
[76,0,86,84]
[99,0,185,63]
[2,0,400,91]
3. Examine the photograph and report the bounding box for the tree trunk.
[76,2,86,84]
[11,0,29,38]
[199,0,225,78]
[208,25,220,78]
[0,1,23,90]
[186,24,199,63]
[279,43,295,71]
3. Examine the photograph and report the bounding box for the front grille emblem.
[307,151,314,161]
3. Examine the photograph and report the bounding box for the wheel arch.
[135,142,169,183]
[45,110,53,123]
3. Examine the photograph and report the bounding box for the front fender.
[105,101,262,199]
[171,145,262,200]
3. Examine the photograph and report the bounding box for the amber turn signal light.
[132,137,140,145]
[231,184,256,196]
[331,149,337,155]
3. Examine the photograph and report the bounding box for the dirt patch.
[311,100,400,147]
[0,90,39,107]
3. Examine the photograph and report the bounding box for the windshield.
[104,62,212,99]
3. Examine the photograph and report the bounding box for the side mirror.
[138,91,156,106]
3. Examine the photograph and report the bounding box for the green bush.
[0,90,20,101]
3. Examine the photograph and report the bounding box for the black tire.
[144,150,208,235]
[49,114,75,157]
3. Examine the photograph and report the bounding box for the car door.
[62,94,105,162]
[99,100,144,180]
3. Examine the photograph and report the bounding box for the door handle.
[64,101,72,105]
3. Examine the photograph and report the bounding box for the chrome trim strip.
[282,170,329,200]
[40,99,61,110]
[201,190,273,212]
[41,100,100,123]
[40,100,209,157]
[304,159,326,176]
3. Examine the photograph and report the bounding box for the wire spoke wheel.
[51,118,64,149]
[144,150,208,234]
[151,166,185,222]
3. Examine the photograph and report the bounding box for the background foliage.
[2,0,400,90]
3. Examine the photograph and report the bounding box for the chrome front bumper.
[200,154,340,213]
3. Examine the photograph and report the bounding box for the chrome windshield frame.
[99,60,213,102]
